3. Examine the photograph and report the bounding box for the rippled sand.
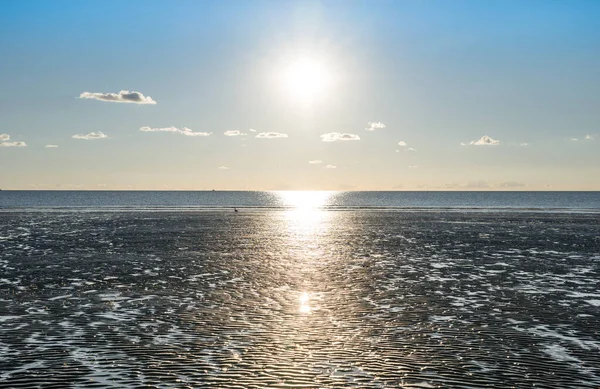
[1,210,599,388]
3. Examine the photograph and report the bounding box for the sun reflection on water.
[275,190,335,210]
[298,291,311,314]
[275,191,335,237]
[273,191,336,317]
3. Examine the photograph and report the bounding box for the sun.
[282,58,331,103]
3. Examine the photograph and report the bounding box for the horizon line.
[2,189,599,193]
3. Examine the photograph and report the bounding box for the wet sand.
[1,210,599,388]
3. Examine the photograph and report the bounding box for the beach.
[2,0,599,385]
[1,209,599,387]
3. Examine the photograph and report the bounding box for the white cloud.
[79,90,156,104]
[365,122,386,131]
[224,130,246,136]
[398,141,407,147]
[469,135,500,146]
[585,134,594,140]
[321,132,360,142]
[406,147,416,152]
[0,133,27,147]
[570,138,578,141]
[325,164,337,169]
[520,143,529,146]
[218,166,230,170]
[45,144,59,148]
[0,141,27,147]
[408,165,418,168]
[249,128,256,132]
[72,131,108,140]
[140,126,211,137]
[309,160,322,164]
[255,132,288,138]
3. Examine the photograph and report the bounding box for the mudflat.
[1,210,599,388]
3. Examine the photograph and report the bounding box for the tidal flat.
[1,210,599,388]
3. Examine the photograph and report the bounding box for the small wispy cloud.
[249,128,256,132]
[309,160,322,164]
[321,132,360,142]
[72,132,108,140]
[140,127,211,137]
[224,130,246,136]
[218,166,230,170]
[585,134,594,140]
[468,135,500,146]
[398,141,407,147]
[406,147,416,152]
[325,164,337,169]
[79,90,156,104]
[0,134,27,147]
[520,143,529,146]
[408,165,418,168]
[255,132,288,138]
[45,144,59,148]
[365,122,386,131]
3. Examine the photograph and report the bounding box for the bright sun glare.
[282,58,331,103]
[277,190,333,210]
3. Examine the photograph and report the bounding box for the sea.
[1,191,599,388]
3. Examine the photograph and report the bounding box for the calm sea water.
[1,190,600,210]
[1,192,599,388]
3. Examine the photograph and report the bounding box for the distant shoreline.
[1,189,599,193]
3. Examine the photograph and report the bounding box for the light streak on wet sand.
[0,208,599,388]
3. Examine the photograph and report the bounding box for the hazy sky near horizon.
[1,0,599,190]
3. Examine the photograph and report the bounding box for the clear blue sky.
[1,0,599,190]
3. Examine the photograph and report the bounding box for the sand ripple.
[1,211,599,388]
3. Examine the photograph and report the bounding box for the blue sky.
[1,0,599,190]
